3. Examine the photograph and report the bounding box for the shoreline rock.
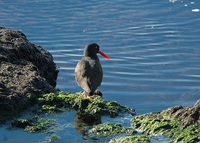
[110,135,150,143]
[4,88,200,142]
[132,99,200,143]
[8,90,134,142]
[31,90,131,117]
[0,27,58,117]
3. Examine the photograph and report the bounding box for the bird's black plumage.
[75,43,103,97]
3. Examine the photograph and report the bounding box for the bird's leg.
[81,91,87,97]
[81,91,96,98]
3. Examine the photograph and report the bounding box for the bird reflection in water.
[74,113,101,135]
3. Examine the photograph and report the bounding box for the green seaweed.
[109,135,150,143]
[1,89,131,125]
[132,113,200,143]
[11,116,57,134]
[2,89,135,143]
[32,89,130,117]
[42,105,65,112]
[87,122,137,137]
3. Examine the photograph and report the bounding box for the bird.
[75,43,110,98]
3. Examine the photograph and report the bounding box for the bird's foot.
[81,91,96,98]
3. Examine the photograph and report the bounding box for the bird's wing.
[75,57,103,95]
[75,58,91,92]
[87,59,103,90]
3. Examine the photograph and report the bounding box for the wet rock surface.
[109,135,150,143]
[132,100,200,143]
[0,27,58,115]
[11,116,57,133]
[33,90,131,117]
[8,90,135,143]
[88,122,136,136]
[83,122,137,142]
[160,100,200,129]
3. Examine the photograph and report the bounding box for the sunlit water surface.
[0,0,200,142]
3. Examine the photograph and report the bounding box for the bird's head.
[84,43,110,60]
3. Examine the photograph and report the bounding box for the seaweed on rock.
[32,90,130,118]
[132,100,200,143]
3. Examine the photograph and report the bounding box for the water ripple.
[1,0,200,116]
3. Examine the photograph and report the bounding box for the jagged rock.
[0,27,58,115]
[160,99,200,129]
[132,99,200,142]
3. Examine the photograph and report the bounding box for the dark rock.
[132,99,200,142]
[133,100,200,129]
[160,100,200,129]
[194,99,200,110]
[0,27,58,115]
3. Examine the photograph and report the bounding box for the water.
[0,0,200,142]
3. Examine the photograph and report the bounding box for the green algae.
[109,135,150,143]
[87,122,137,137]
[11,116,57,134]
[3,89,135,143]
[32,89,130,117]
[1,89,130,125]
[73,95,129,117]
[132,113,200,143]
[3,88,200,143]
[42,105,65,112]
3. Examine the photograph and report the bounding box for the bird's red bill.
[98,50,110,60]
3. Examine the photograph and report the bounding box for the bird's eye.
[95,46,99,50]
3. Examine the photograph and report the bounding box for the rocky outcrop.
[160,99,200,129]
[34,90,131,117]
[9,90,135,142]
[0,27,58,114]
[132,99,200,143]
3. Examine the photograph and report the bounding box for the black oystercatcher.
[75,43,110,98]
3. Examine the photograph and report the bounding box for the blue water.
[0,0,200,142]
